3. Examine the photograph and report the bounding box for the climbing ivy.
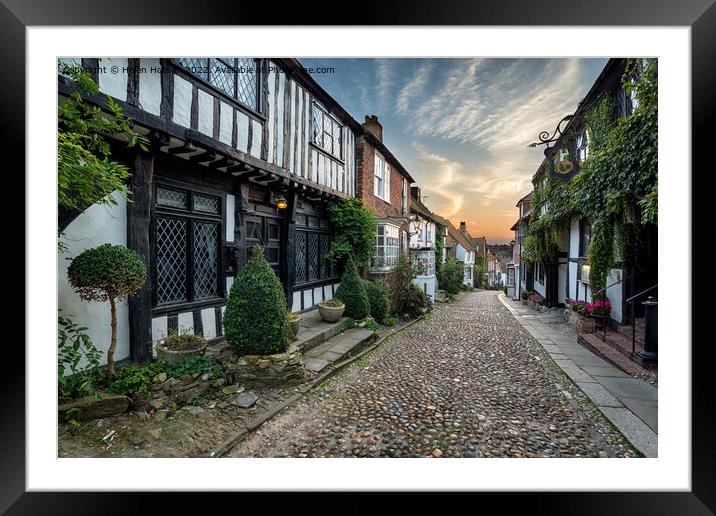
[524,58,658,290]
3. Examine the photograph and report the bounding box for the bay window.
[371,224,400,269]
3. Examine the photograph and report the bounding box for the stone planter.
[564,309,596,334]
[235,350,307,388]
[156,339,208,366]
[288,314,302,337]
[318,302,345,323]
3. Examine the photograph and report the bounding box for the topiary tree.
[334,255,370,319]
[223,246,292,355]
[363,279,391,323]
[67,244,147,380]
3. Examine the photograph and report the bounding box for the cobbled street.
[229,290,638,458]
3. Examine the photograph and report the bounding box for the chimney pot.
[362,114,383,141]
[460,221,466,233]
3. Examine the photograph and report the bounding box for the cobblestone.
[229,291,639,458]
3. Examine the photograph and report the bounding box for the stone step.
[302,327,378,373]
[288,309,352,354]
[578,333,650,376]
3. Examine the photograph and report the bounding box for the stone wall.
[563,308,596,334]
[231,350,307,387]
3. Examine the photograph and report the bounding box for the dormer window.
[178,58,260,112]
[311,103,343,159]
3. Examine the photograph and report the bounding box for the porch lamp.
[274,195,288,209]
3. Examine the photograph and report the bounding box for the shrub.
[58,311,102,401]
[390,254,415,314]
[166,355,218,379]
[110,359,166,396]
[223,246,292,355]
[67,244,147,380]
[521,289,532,300]
[160,328,206,351]
[363,279,391,323]
[437,257,463,295]
[402,282,431,318]
[334,255,370,319]
[325,198,377,267]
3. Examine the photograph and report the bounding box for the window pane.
[156,217,187,304]
[312,106,323,146]
[193,222,219,299]
[236,58,258,111]
[307,233,319,281]
[209,58,236,98]
[295,231,307,283]
[157,187,188,209]
[320,234,330,278]
[193,194,220,214]
[178,58,208,79]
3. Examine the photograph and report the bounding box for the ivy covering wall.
[522,59,658,290]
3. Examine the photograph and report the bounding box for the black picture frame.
[6,0,713,512]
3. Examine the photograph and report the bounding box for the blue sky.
[301,58,608,243]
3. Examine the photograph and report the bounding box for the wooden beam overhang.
[58,76,352,202]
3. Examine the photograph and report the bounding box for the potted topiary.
[67,244,147,380]
[334,255,370,319]
[156,329,207,366]
[318,299,345,322]
[288,312,302,337]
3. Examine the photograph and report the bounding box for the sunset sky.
[301,58,608,243]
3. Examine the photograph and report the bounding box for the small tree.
[223,246,292,355]
[67,244,147,380]
[437,257,463,295]
[334,255,370,319]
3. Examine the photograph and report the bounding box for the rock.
[432,448,443,458]
[201,372,211,381]
[222,384,241,395]
[127,434,146,447]
[154,409,169,422]
[599,451,609,458]
[182,406,205,415]
[213,378,226,388]
[179,374,193,382]
[231,392,258,408]
[131,392,150,411]
[153,372,167,383]
[58,392,131,422]
[149,397,168,411]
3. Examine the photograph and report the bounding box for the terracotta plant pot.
[318,301,345,323]
[156,339,207,366]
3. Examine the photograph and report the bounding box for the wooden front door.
[245,213,283,280]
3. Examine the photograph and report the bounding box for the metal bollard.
[636,296,658,364]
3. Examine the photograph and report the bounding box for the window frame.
[371,223,401,270]
[175,57,262,115]
[152,182,225,314]
[294,212,339,288]
[374,151,386,200]
[311,102,344,160]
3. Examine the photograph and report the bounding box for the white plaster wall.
[266,68,276,163]
[201,308,217,339]
[533,274,547,297]
[138,58,162,115]
[177,312,194,333]
[558,262,567,305]
[414,276,436,302]
[58,192,130,367]
[225,194,235,242]
[219,101,233,145]
[151,316,168,347]
[97,58,128,102]
[250,119,262,159]
[236,111,250,153]
[606,268,624,324]
[313,286,323,304]
[291,291,301,312]
[568,261,578,300]
[323,284,333,301]
[197,89,214,136]
[569,216,580,258]
[173,75,192,128]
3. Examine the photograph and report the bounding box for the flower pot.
[289,314,302,336]
[156,339,207,366]
[318,302,345,323]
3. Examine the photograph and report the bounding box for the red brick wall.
[355,137,410,220]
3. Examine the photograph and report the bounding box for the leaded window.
[294,212,336,286]
[311,102,343,159]
[177,57,260,111]
[154,185,222,307]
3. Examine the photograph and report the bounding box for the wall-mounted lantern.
[273,195,288,209]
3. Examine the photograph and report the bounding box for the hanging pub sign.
[544,137,580,181]
[528,113,582,181]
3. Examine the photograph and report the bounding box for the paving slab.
[576,382,624,407]
[303,357,330,373]
[582,366,630,378]
[599,407,658,457]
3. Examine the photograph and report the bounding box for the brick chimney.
[411,186,421,201]
[460,221,467,234]
[363,115,383,141]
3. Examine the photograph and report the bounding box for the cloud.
[396,60,435,115]
[409,58,583,151]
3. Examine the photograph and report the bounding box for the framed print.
[5,0,714,512]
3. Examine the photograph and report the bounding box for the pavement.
[498,294,658,457]
[229,290,641,458]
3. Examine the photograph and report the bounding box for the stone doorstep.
[292,312,351,354]
[303,328,377,373]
